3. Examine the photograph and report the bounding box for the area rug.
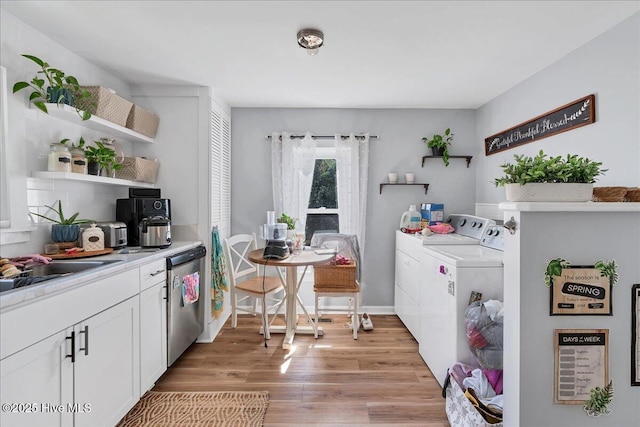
[116,391,269,427]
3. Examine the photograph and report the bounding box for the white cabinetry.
[0,269,140,427]
[139,259,167,393]
[0,296,139,427]
[394,231,422,338]
[0,330,74,427]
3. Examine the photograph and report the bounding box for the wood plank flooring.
[153,314,450,426]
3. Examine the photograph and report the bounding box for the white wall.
[231,108,476,309]
[0,10,133,257]
[476,13,640,205]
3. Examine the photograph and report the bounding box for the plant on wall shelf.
[584,379,613,417]
[422,128,453,166]
[84,140,123,176]
[277,212,298,230]
[12,54,93,120]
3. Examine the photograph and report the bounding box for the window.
[305,147,338,244]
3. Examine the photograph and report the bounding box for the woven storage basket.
[592,186,628,202]
[126,104,160,138]
[115,157,159,183]
[313,260,357,289]
[625,188,640,202]
[76,86,133,126]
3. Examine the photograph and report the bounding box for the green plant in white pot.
[30,200,93,243]
[493,150,606,202]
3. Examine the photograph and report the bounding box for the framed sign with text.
[484,94,595,155]
[554,329,608,405]
[633,284,640,386]
[545,259,617,316]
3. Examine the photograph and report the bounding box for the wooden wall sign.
[549,266,612,315]
[485,94,595,155]
[554,329,608,405]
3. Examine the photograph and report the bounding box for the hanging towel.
[182,272,200,305]
[211,226,228,318]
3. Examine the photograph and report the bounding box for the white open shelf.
[32,171,156,188]
[39,103,155,144]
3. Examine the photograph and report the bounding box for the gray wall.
[231,108,476,308]
[476,13,640,204]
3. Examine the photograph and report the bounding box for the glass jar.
[70,148,87,174]
[47,143,71,172]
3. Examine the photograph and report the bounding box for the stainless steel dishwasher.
[166,245,206,366]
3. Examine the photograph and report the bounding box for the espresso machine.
[116,188,172,247]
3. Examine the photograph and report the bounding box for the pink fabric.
[483,369,503,395]
[428,222,455,234]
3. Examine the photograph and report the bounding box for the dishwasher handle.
[166,245,207,269]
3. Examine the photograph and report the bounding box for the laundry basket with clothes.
[310,233,362,282]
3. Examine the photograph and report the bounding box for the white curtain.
[335,133,370,253]
[271,132,316,231]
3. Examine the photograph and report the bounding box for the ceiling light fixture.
[297,28,324,56]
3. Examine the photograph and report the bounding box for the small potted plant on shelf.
[30,200,93,243]
[84,140,123,177]
[12,54,93,120]
[493,150,606,202]
[422,128,453,166]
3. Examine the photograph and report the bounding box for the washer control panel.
[480,225,505,251]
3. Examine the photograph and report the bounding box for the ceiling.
[1,1,638,109]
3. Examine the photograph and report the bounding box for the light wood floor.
[153,314,450,426]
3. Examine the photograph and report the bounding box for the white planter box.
[505,183,593,202]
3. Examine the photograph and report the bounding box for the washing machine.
[395,214,494,340]
[418,224,505,387]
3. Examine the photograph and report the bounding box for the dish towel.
[181,272,200,305]
[211,226,229,318]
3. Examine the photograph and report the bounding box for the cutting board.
[44,248,114,259]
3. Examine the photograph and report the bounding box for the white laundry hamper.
[445,375,503,427]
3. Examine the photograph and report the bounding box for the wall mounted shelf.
[379,183,429,194]
[36,103,155,144]
[32,171,156,188]
[421,155,473,168]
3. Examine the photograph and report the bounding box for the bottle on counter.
[47,143,71,172]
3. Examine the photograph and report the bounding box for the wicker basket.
[75,86,133,126]
[115,157,159,183]
[126,104,160,138]
[313,260,357,289]
[592,186,628,202]
[625,188,640,202]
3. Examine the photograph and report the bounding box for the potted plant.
[30,200,93,243]
[422,128,453,166]
[12,54,93,120]
[277,212,299,240]
[493,150,606,202]
[584,379,614,417]
[85,140,123,177]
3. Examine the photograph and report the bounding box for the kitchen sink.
[0,259,124,294]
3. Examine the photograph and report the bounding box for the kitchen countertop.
[0,241,204,312]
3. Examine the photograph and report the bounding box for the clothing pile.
[465,300,504,370]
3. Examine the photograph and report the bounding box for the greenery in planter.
[422,128,453,166]
[12,54,93,120]
[493,150,606,186]
[30,200,92,225]
[277,213,298,230]
[85,140,123,176]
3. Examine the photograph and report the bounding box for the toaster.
[83,222,127,248]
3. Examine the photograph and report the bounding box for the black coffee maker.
[116,188,171,246]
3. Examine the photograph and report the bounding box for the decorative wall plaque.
[485,94,595,155]
[545,259,617,316]
[554,329,609,405]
